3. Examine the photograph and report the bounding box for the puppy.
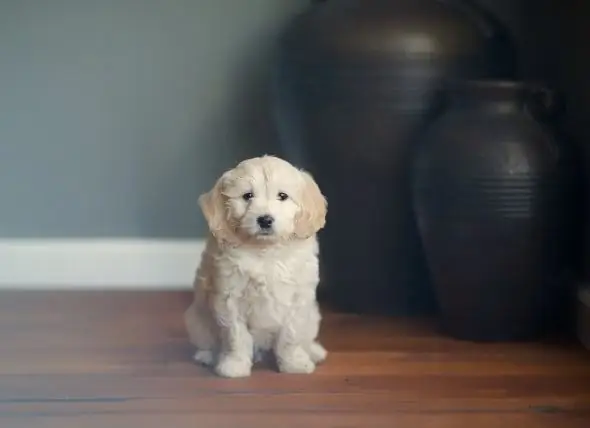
[184,155,328,378]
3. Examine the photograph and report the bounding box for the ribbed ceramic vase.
[412,80,579,340]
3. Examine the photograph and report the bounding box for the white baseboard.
[0,239,206,289]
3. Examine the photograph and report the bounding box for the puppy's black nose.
[256,215,274,229]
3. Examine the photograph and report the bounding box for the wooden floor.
[0,291,589,428]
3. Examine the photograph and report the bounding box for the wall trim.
[0,239,206,289]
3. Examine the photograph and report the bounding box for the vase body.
[273,0,517,314]
[412,80,579,340]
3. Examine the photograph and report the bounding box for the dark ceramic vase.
[412,80,579,341]
[272,0,517,315]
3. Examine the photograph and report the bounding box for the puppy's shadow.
[253,350,280,372]
[187,349,280,376]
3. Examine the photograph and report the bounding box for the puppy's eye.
[242,192,254,201]
[277,192,289,201]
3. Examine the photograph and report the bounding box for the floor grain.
[0,291,589,427]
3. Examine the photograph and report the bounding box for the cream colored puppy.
[184,155,328,378]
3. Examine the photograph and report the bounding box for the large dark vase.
[412,80,579,341]
[272,0,517,315]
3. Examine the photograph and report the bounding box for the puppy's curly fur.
[184,155,328,377]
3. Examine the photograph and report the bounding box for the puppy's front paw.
[215,353,252,378]
[308,341,328,364]
[277,347,316,374]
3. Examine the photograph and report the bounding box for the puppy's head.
[199,155,326,244]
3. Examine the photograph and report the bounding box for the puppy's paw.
[193,350,215,366]
[308,341,327,364]
[215,353,252,378]
[277,347,316,374]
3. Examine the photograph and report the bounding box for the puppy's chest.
[229,253,301,309]
[245,264,301,331]
[239,255,296,287]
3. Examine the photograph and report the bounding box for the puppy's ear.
[294,170,327,239]
[198,173,239,244]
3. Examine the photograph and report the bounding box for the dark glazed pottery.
[272,0,517,315]
[412,80,579,341]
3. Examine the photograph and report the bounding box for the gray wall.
[0,0,306,238]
